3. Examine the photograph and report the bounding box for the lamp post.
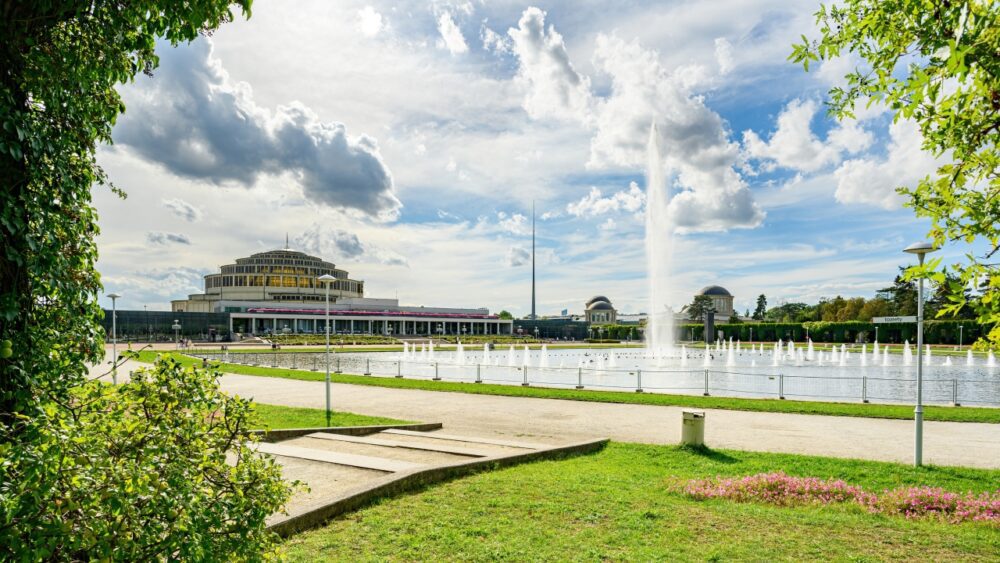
[959,325,963,349]
[904,241,939,467]
[318,274,336,427]
[108,293,121,385]
[172,320,181,349]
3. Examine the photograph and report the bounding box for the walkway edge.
[253,422,443,442]
[268,436,609,537]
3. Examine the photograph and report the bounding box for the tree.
[792,1,1000,346]
[686,295,716,321]
[880,275,918,317]
[498,310,513,320]
[0,2,292,557]
[752,294,767,320]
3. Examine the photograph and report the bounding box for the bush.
[0,356,292,560]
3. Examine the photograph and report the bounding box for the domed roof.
[698,285,732,297]
[586,295,611,306]
[587,301,614,311]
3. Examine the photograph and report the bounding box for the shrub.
[0,356,293,560]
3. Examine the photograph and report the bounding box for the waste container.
[681,410,705,446]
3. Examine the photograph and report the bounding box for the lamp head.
[108,293,121,300]
[903,241,938,255]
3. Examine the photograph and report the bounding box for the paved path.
[94,358,1000,469]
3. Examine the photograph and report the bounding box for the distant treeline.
[679,320,993,345]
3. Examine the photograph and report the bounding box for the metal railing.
[191,351,1000,408]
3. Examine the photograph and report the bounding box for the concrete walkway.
[93,358,1000,469]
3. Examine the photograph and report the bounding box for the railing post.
[334,355,341,374]
[475,364,482,383]
[433,362,441,381]
[292,353,297,370]
[635,369,643,393]
[396,361,403,378]
[779,373,785,400]
[575,367,584,389]
[312,355,318,371]
[952,379,960,407]
[364,358,371,376]
[522,366,529,386]
[862,376,868,403]
[271,353,276,368]
[703,370,710,396]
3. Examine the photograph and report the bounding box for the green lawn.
[251,402,409,430]
[137,351,1000,424]
[282,442,1000,561]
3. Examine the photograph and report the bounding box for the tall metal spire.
[531,201,536,320]
[285,233,290,250]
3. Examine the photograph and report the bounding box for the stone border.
[268,436,609,537]
[252,422,443,443]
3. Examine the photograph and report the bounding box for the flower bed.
[683,472,999,525]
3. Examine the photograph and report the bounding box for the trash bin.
[681,410,705,446]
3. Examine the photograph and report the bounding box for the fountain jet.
[644,122,675,357]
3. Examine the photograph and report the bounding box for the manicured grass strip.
[283,442,1000,561]
[136,351,1000,423]
[185,342,638,354]
[250,402,409,430]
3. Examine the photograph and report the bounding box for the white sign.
[873,316,917,324]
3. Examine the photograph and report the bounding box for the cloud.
[356,6,385,37]
[146,231,192,245]
[588,34,764,231]
[507,7,594,123]
[294,224,407,266]
[437,12,469,55]
[714,38,734,75]
[497,211,529,235]
[833,119,940,209]
[505,245,530,267]
[161,198,202,222]
[566,182,645,217]
[113,39,400,220]
[742,99,873,173]
[598,218,617,231]
[481,23,511,54]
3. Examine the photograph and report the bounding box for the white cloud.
[437,12,469,55]
[505,245,530,267]
[742,99,873,173]
[588,34,764,231]
[481,22,510,54]
[714,37,734,75]
[161,198,202,222]
[294,223,407,266]
[507,7,594,123]
[834,119,940,209]
[356,6,385,38]
[113,38,400,220]
[566,182,645,217]
[598,218,617,231]
[497,211,529,235]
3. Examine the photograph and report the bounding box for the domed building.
[172,248,363,312]
[585,295,617,325]
[697,285,734,322]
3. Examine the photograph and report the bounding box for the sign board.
[872,316,917,324]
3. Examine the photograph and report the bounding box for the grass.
[282,442,1000,561]
[250,402,409,430]
[137,351,1000,424]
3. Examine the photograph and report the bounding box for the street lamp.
[904,241,939,467]
[108,293,121,385]
[959,325,963,349]
[172,319,182,349]
[318,274,336,427]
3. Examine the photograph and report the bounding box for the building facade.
[698,285,734,322]
[584,295,617,325]
[172,249,364,312]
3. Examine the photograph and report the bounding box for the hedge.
[679,320,993,345]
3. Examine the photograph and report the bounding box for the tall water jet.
[455,341,465,365]
[483,343,491,365]
[966,349,974,366]
[872,340,879,361]
[904,340,913,366]
[988,351,996,367]
[680,345,688,367]
[644,122,675,357]
[807,339,815,361]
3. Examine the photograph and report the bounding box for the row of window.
[220,264,346,277]
[205,275,362,293]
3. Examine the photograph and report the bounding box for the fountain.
[644,123,675,357]
[966,349,973,366]
[988,351,996,368]
[807,339,814,361]
[903,341,913,366]
[456,341,465,365]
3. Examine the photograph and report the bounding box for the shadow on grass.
[678,444,738,464]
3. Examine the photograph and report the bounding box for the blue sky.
[93,0,957,317]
